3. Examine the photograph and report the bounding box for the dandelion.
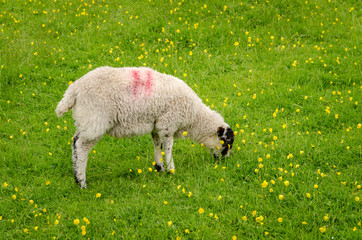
[12,195,16,200]
[74,219,80,225]
[314,184,319,189]
[284,181,290,187]
[242,216,247,221]
[279,195,284,200]
[278,217,283,222]
[261,180,268,188]
[167,221,172,226]
[198,208,205,214]
[46,181,51,185]
[306,193,311,198]
[302,221,307,225]
[96,193,101,198]
[183,131,187,136]
[355,197,360,202]
[323,214,329,221]
[3,182,8,188]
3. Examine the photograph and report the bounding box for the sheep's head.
[214,126,234,159]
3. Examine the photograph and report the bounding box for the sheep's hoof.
[166,169,175,174]
[154,164,164,172]
[75,178,87,188]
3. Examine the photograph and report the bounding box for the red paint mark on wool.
[132,70,141,96]
[145,71,153,96]
[131,70,154,97]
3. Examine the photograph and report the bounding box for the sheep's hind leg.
[72,134,98,188]
[152,132,164,172]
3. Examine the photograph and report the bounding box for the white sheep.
[56,66,234,188]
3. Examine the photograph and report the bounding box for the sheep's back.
[71,67,202,138]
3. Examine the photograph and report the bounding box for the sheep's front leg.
[163,136,175,172]
[72,134,97,188]
[152,132,164,172]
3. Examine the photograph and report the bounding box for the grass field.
[0,0,361,239]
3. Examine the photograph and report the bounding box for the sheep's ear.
[217,127,225,137]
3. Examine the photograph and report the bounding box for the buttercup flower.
[319,226,326,233]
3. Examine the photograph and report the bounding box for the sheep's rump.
[66,67,201,140]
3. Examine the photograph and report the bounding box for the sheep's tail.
[55,83,77,117]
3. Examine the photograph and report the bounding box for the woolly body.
[56,66,233,188]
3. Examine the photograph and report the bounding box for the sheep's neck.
[188,105,221,145]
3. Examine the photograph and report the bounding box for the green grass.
[0,0,361,239]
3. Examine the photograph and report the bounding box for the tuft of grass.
[0,0,361,239]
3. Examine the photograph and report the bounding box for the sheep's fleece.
[56,66,234,188]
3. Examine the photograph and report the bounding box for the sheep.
[56,66,234,188]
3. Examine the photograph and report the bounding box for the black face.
[217,126,235,157]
